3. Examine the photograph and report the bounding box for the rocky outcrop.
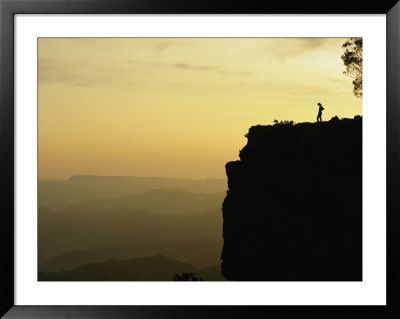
[222,117,362,281]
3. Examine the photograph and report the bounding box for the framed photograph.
[1,0,399,318]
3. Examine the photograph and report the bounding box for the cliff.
[221,117,362,281]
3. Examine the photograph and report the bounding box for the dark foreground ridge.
[222,117,362,281]
[38,255,225,281]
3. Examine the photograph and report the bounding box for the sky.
[38,38,362,180]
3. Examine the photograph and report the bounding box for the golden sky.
[38,38,362,180]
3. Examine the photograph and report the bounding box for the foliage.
[341,37,362,98]
[173,272,203,281]
[273,120,295,126]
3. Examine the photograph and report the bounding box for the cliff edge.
[222,117,362,281]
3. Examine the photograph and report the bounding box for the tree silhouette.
[173,272,203,281]
[273,120,295,126]
[341,37,362,98]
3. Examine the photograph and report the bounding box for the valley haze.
[38,38,362,282]
[38,175,227,281]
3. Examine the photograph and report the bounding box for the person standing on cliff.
[317,103,325,122]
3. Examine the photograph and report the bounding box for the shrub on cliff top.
[273,120,295,126]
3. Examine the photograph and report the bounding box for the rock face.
[222,117,362,281]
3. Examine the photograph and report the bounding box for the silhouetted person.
[317,103,324,122]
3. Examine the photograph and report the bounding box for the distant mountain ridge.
[39,255,225,281]
[39,205,223,267]
[39,238,222,272]
[39,175,227,210]
[60,188,225,214]
[38,177,226,281]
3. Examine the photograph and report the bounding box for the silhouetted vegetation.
[173,272,203,281]
[222,117,362,281]
[273,120,295,126]
[342,37,362,98]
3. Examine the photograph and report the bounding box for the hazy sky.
[38,38,362,180]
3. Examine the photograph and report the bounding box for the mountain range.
[39,255,225,281]
[39,175,227,210]
[38,182,226,280]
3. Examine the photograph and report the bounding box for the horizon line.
[38,174,228,182]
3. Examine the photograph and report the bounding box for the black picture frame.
[1,0,399,318]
